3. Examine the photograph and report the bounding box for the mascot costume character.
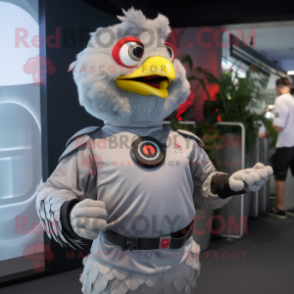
[36,8,273,294]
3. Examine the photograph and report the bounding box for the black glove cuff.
[60,198,83,240]
[211,174,247,199]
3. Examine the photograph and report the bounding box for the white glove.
[229,163,273,192]
[70,199,107,240]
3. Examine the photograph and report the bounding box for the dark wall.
[40,0,117,274]
[43,0,117,175]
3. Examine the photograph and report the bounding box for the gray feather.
[98,262,112,275]
[113,268,129,280]
[124,274,139,291]
[163,268,176,285]
[146,274,161,287]
[173,276,186,292]
[107,270,115,281]
[152,280,165,293]
[93,274,109,292]
[80,253,200,294]
[142,284,156,294]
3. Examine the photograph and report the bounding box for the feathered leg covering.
[80,241,200,294]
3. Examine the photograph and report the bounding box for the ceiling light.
[287,71,294,75]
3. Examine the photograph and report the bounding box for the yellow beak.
[115,56,176,98]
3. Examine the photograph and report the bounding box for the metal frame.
[215,122,245,239]
[251,138,259,217]
[162,121,196,126]
[164,120,246,238]
[259,137,270,212]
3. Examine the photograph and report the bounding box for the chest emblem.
[131,136,165,168]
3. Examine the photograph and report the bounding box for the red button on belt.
[160,239,170,249]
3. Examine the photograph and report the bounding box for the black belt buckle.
[122,237,137,251]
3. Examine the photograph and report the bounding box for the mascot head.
[70,8,190,122]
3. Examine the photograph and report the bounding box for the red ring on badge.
[131,136,165,168]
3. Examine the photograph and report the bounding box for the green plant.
[171,54,277,153]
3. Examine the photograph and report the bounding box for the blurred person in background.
[259,77,294,219]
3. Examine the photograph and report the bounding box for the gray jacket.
[36,120,230,273]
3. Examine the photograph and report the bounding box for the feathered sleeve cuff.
[210,173,247,199]
[194,172,231,210]
[196,171,247,210]
[60,198,83,240]
[36,182,85,249]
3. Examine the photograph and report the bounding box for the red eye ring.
[112,36,144,68]
[165,42,176,62]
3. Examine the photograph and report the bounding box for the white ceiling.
[224,20,294,63]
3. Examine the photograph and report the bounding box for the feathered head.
[70,8,190,122]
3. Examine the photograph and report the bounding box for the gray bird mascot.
[36,8,273,294]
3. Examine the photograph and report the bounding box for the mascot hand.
[70,199,107,240]
[229,163,273,192]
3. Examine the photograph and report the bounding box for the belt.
[101,223,193,251]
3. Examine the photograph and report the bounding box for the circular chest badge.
[131,136,165,168]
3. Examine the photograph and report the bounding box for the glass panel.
[0,0,44,279]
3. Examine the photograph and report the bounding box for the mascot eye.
[165,42,176,62]
[112,37,144,68]
[122,42,144,65]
